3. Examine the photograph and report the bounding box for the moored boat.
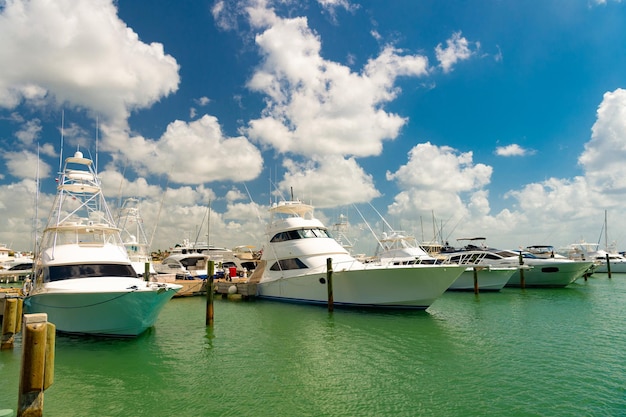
[23,151,181,337]
[247,199,465,309]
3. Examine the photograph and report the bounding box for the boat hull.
[447,267,515,291]
[505,261,593,288]
[257,264,464,309]
[595,261,626,273]
[24,277,181,337]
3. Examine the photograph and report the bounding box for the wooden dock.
[214,279,257,299]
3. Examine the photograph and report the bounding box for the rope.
[27,286,145,309]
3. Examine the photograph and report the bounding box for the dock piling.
[473,267,479,294]
[518,253,526,289]
[18,313,55,417]
[144,262,150,282]
[206,260,215,326]
[605,253,612,278]
[1,297,23,350]
[326,258,333,312]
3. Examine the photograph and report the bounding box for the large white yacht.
[24,151,181,337]
[247,199,465,309]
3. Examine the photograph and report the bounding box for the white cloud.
[0,0,180,129]
[495,143,535,157]
[386,142,492,192]
[579,88,626,193]
[1,150,52,180]
[435,32,477,73]
[15,119,41,145]
[384,142,492,239]
[244,7,428,160]
[101,115,264,185]
[277,155,380,208]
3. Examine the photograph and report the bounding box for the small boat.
[247,199,465,309]
[498,249,593,287]
[588,250,626,273]
[24,151,181,337]
[441,250,516,291]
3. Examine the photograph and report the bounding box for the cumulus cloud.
[579,88,626,194]
[0,0,180,129]
[277,155,380,207]
[2,150,52,180]
[101,115,264,185]
[495,143,535,157]
[387,142,491,192]
[15,119,41,146]
[244,6,429,159]
[435,32,477,73]
[385,142,492,231]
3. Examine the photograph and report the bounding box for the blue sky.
[2,0,626,256]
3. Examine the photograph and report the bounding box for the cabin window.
[44,263,138,282]
[270,228,332,242]
[269,258,308,271]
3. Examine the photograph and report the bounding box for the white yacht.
[24,151,181,337]
[442,238,593,288]
[247,199,465,309]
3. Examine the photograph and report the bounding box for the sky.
[2,0,626,257]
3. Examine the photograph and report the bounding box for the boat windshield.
[270,228,332,243]
[44,263,138,282]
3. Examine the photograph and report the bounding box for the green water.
[1,275,625,416]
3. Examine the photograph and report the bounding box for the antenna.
[243,182,263,223]
[95,116,99,175]
[58,110,65,173]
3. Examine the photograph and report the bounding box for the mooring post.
[473,267,479,294]
[605,253,612,279]
[326,258,334,312]
[206,260,215,326]
[144,262,150,282]
[518,253,525,289]
[1,297,23,350]
[18,313,55,417]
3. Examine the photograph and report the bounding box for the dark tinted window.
[269,258,308,271]
[45,263,138,282]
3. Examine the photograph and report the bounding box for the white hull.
[505,261,592,287]
[595,261,626,273]
[24,277,179,336]
[447,267,515,291]
[257,264,464,309]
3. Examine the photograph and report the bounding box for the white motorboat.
[442,238,593,288]
[23,151,181,337]
[155,253,211,279]
[369,231,512,292]
[497,249,593,287]
[441,250,516,291]
[247,199,465,309]
[375,231,439,265]
[588,250,626,273]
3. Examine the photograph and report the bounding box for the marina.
[2,274,626,416]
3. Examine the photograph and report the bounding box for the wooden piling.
[326,258,334,312]
[144,262,150,282]
[18,313,55,417]
[1,298,19,350]
[518,253,525,289]
[605,253,612,279]
[473,267,479,294]
[206,260,215,326]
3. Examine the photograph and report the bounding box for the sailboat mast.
[605,210,608,251]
